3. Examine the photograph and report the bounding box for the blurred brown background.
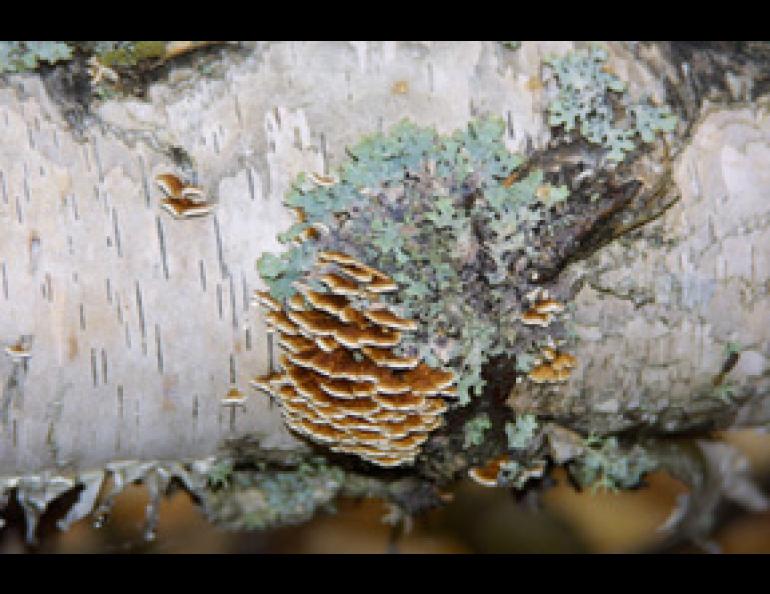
[2,429,769,554]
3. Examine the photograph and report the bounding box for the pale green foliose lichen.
[0,41,73,74]
[568,434,657,492]
[203,457,345,530]
[505,413,539,450]
[206,459,234,490]
[545,46,677,162]
[463,413,492,449]
[257,115,573,405]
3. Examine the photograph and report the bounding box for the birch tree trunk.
[1,41,769,543]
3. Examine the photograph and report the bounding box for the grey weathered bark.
[1,41,769,545]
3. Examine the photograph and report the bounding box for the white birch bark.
[0,41,767,494]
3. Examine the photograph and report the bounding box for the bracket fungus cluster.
[528,345,577,384]
[520,288,565,328]
[251,250,456,468]
[156,173,213,219]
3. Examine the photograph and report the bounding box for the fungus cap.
[295,285,350,319]
[317,250,362,268]
[318,273,363,297]
[468,456,508,488]
[161,198,214,219]
[181,186,206,203]
[528,363,557,383]
[336,263,375,284]
[221,386,247,405]
[287,293,307,311]
[314,335,340,353]
[156,173,206,202]
[265,310,301,335]
[551,352,576,370]
[362,346,420,370]
[4,342,31,360]
[250,371,287,394]
[278,334,317,354]
[520,310,552,327]
[252,290,283,312]
[155,173,185,197]
[368,273,398,293]
[363,308,418,331]
[533,299,565,315]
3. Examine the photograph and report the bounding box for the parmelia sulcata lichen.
[543,46,677,163]
[257,116,576,409]
[255,45,679,477]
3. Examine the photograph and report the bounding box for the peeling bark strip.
[0,42,769,545]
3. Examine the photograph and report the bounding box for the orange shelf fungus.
[468,456,546,488]
[156,173,205,203]
[527,346,577,384]
[252,290,283,312]
[520,288,565,328]
[4,340,31,362]
[318,272,363,297]
[251,251,455,467]
[468,456,509,487]
[532,298,565,315]
[160,198,214,219]
[221,386,247,406]
[156,173,212,219]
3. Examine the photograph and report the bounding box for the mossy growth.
[258,116,573,405]
[94,41,167,68]
[206,459,235,490]
[568,434,657,492]
[712,382,736,404]
[202,456,345,531]
[0,41,73,74]
[544,46,677,162]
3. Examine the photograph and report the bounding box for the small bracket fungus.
[391,80,409,95]
[221,386,247,407]
[4,336,32,362]
[520,288,565,328]
[155,173,212,219]
[468,455,508,487]
[252,251,455,468]
[468,456,546,489]
[527,345,576,384]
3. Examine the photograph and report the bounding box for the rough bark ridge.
[0,41,769,545]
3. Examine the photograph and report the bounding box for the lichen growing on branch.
[257,116,575,410]
[544,46,677,162]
